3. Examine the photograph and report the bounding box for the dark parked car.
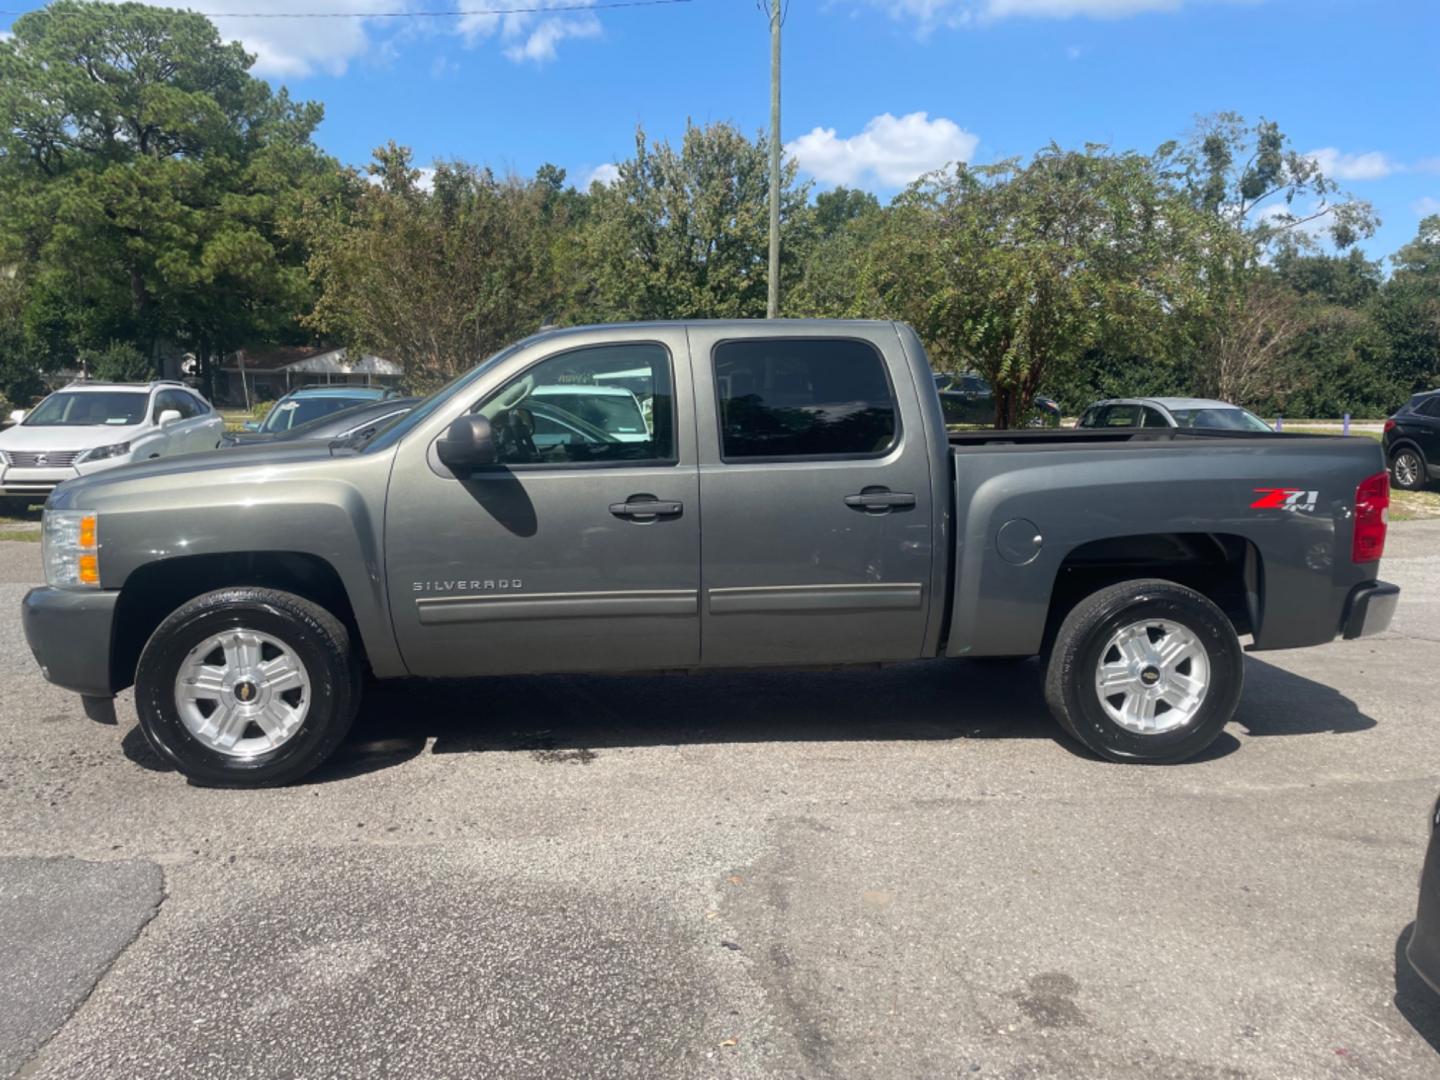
[1384,389,1440,491]
[933,373,1062,427]
[1407,793,1440,995]
[220,397,418,448]
[225,386,402,447]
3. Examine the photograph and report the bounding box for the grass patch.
[1284,425,1383,442]
[220,408,257,432]
[1391,488,1440,522]
[0,527,42,542]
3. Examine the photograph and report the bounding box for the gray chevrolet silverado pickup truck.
[23,320,1399,785]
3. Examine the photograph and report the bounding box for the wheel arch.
[1042,532,1260,655]
[1387,437,1426,461]
[111,551,365,694]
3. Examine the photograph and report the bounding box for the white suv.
[0,381,225,501]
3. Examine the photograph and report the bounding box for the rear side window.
[713,339,897,460]
[1418,396,1440,418]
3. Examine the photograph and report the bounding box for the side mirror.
[8,409,25,425]
[436,415,496,473]
[158,409,182,426]
[242,420,260,432]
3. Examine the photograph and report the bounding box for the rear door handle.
[844,490,916,512]
[609,495,684,521]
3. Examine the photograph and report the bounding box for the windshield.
[261,396,375,433]
[24,391,149,427]
[363,342,526,454]
[1168,407,1272,432]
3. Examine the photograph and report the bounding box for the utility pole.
[765,0,782,319]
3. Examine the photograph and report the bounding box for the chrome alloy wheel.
[1093,618,1210,735]
[174,628,311,758]
[1394,451,1422,489]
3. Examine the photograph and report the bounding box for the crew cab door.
[384,329,700,677]
[689,325,936,667]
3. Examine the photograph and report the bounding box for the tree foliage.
[0,4,1434,424]
[304,145,557,389]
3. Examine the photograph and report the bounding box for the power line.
[0,0,693,18]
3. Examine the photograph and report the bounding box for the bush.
[78,341,156,383]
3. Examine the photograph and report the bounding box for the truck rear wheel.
[1043,579,1242,764]
[133,587,360,786]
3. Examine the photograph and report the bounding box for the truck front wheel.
[1043,579,1242,764]
[133,587,360,786]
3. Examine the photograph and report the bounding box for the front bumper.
[1407,801,1440,995]
[21,586,119,697]
[0,468,78,498]
[1341,580,1400,640]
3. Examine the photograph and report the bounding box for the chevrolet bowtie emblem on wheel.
[235,681,256,702]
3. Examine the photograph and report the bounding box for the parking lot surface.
[1,524,1437,1079]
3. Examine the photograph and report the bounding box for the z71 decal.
[1251,488,1319,512]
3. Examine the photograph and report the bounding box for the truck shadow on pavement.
[273,653,1377,782]
[1395,925,1440,1053]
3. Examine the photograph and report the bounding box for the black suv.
[1385,390,1440,491]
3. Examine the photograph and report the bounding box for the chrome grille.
[6,450,80,468]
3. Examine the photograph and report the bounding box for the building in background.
[217,347,404,406]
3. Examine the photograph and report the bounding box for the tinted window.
[1168,408,1272,431]
[25,391,148,427]
[1103,405,1141,427]
[475,343,674,466]
[262,395,371,432]
[1418,396,1440,418]
[1141,408,1170,428]
[1078,407,1103,428]
[713,339,897,459]
[154,389,198,421]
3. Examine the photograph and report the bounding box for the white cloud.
[584,163,622,187]
[786,111,979,189]
[1415,158,1440,175]
[459,1,602,65]
[1305,147,1396,182]
[1413,196,1440,217]
[148,0,405,79]
[865,0,1188,33]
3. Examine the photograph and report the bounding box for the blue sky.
[3,0,1437,260]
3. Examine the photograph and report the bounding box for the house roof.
[227,347,401,376]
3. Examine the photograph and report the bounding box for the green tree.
[305,146,556,389]
[573,122,812,321]
[859,146,1235,426]
[1376,215,1440,396]
[0,1,341,389]
[78,340,154,382]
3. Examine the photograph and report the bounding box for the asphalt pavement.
[0,525,1437,1079]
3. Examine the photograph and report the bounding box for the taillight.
[1352,471,1389,563]
[1384,418,1397,435]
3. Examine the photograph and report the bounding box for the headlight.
[75,442,131,464]
[42,510,100,588]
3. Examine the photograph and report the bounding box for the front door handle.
[844,489,916,513]
[610,495,684,521]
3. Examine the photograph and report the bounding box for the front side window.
[474,343,674,467]
[25,391,148,427]
[713,339,897,460]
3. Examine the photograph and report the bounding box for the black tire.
[134,587,360,786]
[1390,447,1428,492]
[1043,579,1243,764]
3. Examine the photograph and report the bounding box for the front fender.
[49,448,404,676]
